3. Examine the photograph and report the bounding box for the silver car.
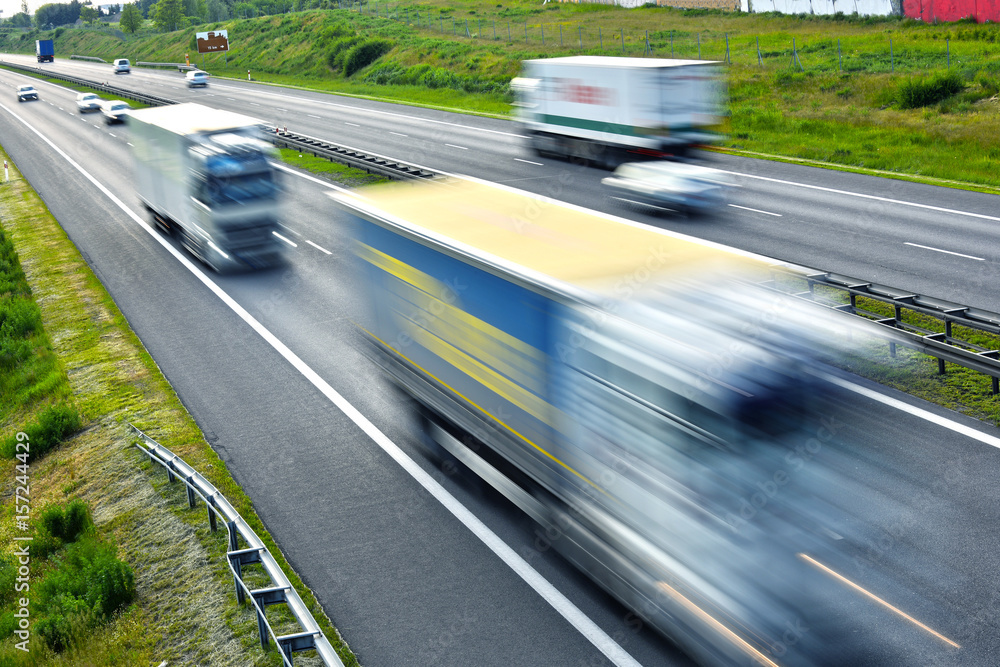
[602,161,731,217]
[76,92,101,113]
[16,84,38,102]
[113,58,130,74]
[101,100,131,124]
[185,70,209,88]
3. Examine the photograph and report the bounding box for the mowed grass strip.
[0,146,358,664]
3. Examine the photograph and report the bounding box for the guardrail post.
[186,478,197,508]
[207,495,218,532]
[228,521,244,604]
[257,607,269,649]
[167,464,176,484]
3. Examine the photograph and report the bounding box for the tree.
[152,0,184,31]
[79,5,98,21]
[20,0,28,14]
[119,2,142,32]
[205,0,228,20]
[8,11,32,26]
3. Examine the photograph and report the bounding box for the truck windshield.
[198,172,276,206]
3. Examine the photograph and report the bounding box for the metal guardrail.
[270,128,440,180]
[129,424,345,667]
[70,55,106,63]
[0,60,176,106]
[766,265,1000,393]
[8,58,1000,391]
[136,61,196,72]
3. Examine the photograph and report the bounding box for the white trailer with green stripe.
[512,55,724,167]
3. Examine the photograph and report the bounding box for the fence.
[129,424,345,667]
[335,0,979,73]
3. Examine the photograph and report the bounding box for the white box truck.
[512,56,724,167]
[129,103,284,270]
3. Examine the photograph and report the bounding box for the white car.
[101,100,131,125]
[16,84,38,102]
[76,92,101,113]
[601,161,732,217]
[185,70,209,88]
[113,58,130,74]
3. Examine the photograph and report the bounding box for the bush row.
[363,61,510,95]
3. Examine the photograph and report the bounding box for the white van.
[113,58,130,74]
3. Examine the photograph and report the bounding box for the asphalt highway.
[1,59,1000,666]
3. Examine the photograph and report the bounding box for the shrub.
[343,38,393,77]
[1,403,81,461]
[327,35,360,70]
[897,71,964,109]
[40,499,93,544]
[35,535,136,651]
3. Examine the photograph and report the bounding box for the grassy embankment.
[0,144,361,664]
[4,5,1000,190]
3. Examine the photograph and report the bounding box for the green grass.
[0,146,360,664]
[9,6,992,189]
[279,147,391,185]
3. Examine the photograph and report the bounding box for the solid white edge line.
[728,204,781,217]
[903,242,984,261]
[389,131,407,137]
[724,169,1000,223]
[306,240,332,255]
[1,102,642,667]
[514,158,543,166]
[821,373,1000,451]
[446,143,468,150]
[344,121,359,126]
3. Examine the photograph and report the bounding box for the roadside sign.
[196,30,229,54]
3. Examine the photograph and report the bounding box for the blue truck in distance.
[332,177,924,665]
[35,40,54,63]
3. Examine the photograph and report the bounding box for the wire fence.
[333,0,980,73]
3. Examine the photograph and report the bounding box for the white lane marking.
[389,131,407,137]
[277,222,301,236]
[273,162,351,193]
[308,114,322,119]
[822,373,1000,451]
[210,81,525,139]
[729,204,782,217]
[109,133,116,137]
[277,107,288,111]
[726,170,1000,223]
[514,158,543,166]
[250,102,260,106]
[58,106,63,110]
[227,97,236,101]
[127,142,133,147]
[344,121,359,126]
[0,103,642,667]
[446,143,468,150]
[272,231,298,247]
[904,242,984,261]
[306,240,332,255]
